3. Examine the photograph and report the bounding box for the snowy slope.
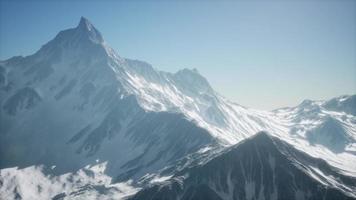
[118,60,286,144]
[0,164,139,200]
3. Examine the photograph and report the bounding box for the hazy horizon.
[1,0,355,110]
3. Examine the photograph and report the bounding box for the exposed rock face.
[3,87,41,115]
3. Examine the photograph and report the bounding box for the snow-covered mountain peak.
[33,16,108,62]
[322,94,356,116]
[76,16,104,44]
[55,17,104,45]
[296,99,322,110]
[78,17,94,30]
[175,67,200,76]
[173,68,213,94]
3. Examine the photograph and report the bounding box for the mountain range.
[0,17,355,200]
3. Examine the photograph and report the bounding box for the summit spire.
[78,17,93,31]
[36,17,106,57]
[75,16,104,44]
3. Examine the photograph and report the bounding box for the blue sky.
[1,0,355,109]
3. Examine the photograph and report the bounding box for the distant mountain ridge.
[131,132,356,200]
